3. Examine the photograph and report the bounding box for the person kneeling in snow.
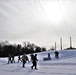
[54,51,59,58]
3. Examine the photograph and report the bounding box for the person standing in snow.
[22,53,27,68]
[11,54,15,63]
[25,55,30,63]
[31,54,38,69]
[7,54,12,64]
[30,54,34,63]
[18,55,21,63]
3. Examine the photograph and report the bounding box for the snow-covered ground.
[0,50,76,75]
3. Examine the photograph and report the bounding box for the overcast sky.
[0,0,76,50]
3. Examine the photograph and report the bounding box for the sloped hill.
[37,49,76,61]
[0,50,76,75]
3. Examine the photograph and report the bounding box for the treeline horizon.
[0,41,46,57]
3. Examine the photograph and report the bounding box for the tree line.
[0,41,46,57]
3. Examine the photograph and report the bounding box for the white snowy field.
[0,50,76,75]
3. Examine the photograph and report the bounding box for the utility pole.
[70,36,72,49]
[55,42,56,50]
[60,38,62,50]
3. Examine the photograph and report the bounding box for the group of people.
[7,53,38,69]
[7,54,15,64]
[30,54,38,69]
[21,53,38,69]
[7,51,59,69]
